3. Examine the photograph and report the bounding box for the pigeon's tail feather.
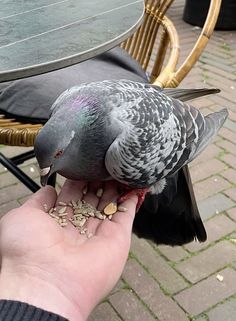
[163,88,220,102]
[191,108,228,161]
[133,165,207,246]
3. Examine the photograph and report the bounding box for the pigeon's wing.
[105,83,228,188]
[163,88,220,102]
[133,166,207,245]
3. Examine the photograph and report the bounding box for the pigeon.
[34,80,228,244]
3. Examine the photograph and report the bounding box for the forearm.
[0,270,85,321]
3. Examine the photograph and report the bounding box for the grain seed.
[96,188,103,198]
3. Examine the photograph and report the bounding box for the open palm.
[0,180,137,321]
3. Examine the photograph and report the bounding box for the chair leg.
[0,152,40,193]
[11,150,36,165]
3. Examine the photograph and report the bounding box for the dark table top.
[0,0,144,82]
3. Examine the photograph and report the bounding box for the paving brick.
[197,193,234,221]
[194,317,207,321]
[110,289,156,321]
[185,214,236,252]
[88,302,122,321]
[176,241,236,283]
[0,200,19,218]
[224,188,236,202]
[228,110,236,122]
[190,144,222,167]
[157,245,189,262]
[131,235,188,294]
[0,183,32,206]
[224,119,236,133]
[221,154,236,168]
[207,298,236,321]
[0,146,32,158]
[123,259,189,321]
[190,159,226,183]
[174,268,236,315]
[194,175,231,201]
[217,140,236,156]
[220,168,236,184]
[0,165,39,189]
[227,208,236,222]
[219,127,236,142]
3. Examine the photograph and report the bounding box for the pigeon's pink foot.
[117,187,149,211]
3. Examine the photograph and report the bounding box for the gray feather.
[163,88,220,102]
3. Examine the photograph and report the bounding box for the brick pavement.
[0,0,236,320]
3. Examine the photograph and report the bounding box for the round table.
[0,0,144,82]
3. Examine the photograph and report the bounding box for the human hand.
[0,180,137,321]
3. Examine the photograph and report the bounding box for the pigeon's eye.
[54,150,63,158]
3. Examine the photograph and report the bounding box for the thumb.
[22,186,57,212]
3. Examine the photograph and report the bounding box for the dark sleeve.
[0,300,69,321]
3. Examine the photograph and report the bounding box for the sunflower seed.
[58,206,67,214]
[87,232,93,239]
[82,186,88,195]
[96,188,103,198]
[48,212,59,219]
[103,202,117,215]
[58,201,67,206]
[95,211,105,220]
[118,205,127,212]
[71,200,77,207]
[49,208,56,214]
[58,213,68,217]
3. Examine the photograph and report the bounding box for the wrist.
[0,266,85,321]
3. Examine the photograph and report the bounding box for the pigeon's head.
[34,118,78,186]
[34,91,103,186]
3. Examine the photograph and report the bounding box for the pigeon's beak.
[39,166,52,186]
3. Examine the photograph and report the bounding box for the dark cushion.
[0,47,148,124]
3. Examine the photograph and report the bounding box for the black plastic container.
[183,0,236,30]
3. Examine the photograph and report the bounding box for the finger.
[109,195,138,233]
[57,179,87,205]
[97,181,120,212]
[82,181,103,209]
[84,217,102,236]
[96,194,137,239]
[21,186,57,211]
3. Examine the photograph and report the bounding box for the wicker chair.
[0,0,222,191]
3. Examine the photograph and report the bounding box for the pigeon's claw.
[118,187,149,211]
